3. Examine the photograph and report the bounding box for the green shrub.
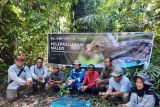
[0,58,8,87]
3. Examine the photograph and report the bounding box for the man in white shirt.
[30,57,48,92]
[6,56,33,101]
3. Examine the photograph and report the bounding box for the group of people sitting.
[6,56,159,107]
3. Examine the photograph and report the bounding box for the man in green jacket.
[95,57,113,92]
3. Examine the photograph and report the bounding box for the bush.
[0,58,8,90]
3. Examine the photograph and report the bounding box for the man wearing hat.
[66,60,86,96]
[6,56,33,101]
[30,57,48,92]
[122,72,159,107]
[45,65,64,92]
[101,67,132,103]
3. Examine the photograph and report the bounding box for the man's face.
[15,60,24,68]
[113,76,121,83]
[53,68,59,74]
[36,59,43,68]
[136,78,144,90]
[104,59,111,67]
[74,64,80,70]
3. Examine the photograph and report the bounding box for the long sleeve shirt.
[126,92,156,107]
[98,67,113,84]
[82,70,99,88]
[30,65,48,80]
[7,64,32,90]
[67,68,86,83]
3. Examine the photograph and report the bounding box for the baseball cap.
[111,67,123,76]
[15,56,25,62]
[53,64,59,69]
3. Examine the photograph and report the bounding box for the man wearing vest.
[30,57,48,92]
[6,56,33,101]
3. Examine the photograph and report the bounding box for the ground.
[0,91,56,107]
[0,86,118,107]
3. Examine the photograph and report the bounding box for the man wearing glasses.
[30,57,48,92]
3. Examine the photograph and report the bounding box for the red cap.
[15,56,25,62]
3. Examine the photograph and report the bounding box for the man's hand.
[81,86,88,92]
[101,92,111,99]
[23,81,32,87]
[95,79,103,84]
[48,80,54,86]
[67,79,75,85]
[120,104,129,107]
[37,77,44,83]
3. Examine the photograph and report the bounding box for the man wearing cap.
[95,57,113,92]
[79,64,99,96]
[66,60,86,96]
[45,65,64,92]
[30,57,48,91]
[6,56,33,101]
[101,67,132,103]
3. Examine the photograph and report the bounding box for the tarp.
[48,32,154,68]
[49,97,91,107]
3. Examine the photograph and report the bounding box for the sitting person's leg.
[91,86,98,95]
[32,79,39,92]
[6,85,32,101]
[6,89,17,101]
[68,82,81,96]
[107,93,128,104]
[45,83,60,92]
[33,79,46,91]
[96,83,107,92]
[6,83,18,101]
[122,93,129,103]
[17,85,33,97]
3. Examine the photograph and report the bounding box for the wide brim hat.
[136,72,151,85]
[73,60,81,65]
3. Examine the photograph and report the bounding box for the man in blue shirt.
[101,67,132,103]
[6,56,33,101]
[66,60,86,96]
[30,57,48,91]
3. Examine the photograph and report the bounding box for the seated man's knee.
[6,89,17,101]
[91,87,97,91]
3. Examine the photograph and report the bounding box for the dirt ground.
[0,90,56,107]
[0,86,118,107]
